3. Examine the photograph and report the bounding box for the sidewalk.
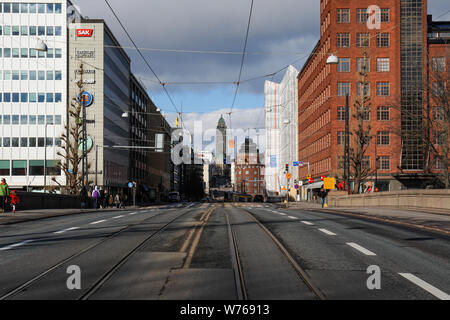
[0,204,168,226]
[281,202,450,236]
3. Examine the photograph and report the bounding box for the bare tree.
[52,63,92,194]
[348,50,374,194]
[428,52,450,188]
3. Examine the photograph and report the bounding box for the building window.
[377,107,390,121]
[434,158,445,170]
[337,33,350,48]
[337,107,346,121]
[357,57,370,72]
[337,9,350,23]
[30,160,44,176]
[362,156,371,170]
[433,106,445,121]
[0,160,10,176]
[377,132,390,145]
[357,33,370,47]
[377,82,390,96]
[357,82,370,97]
[377,58,390,72]
[433,82,445,97]
[338,156,345,170]
[380,8,390,22]
[376,33,390,47]
[377,156,391,170]
[338,83,350,96]
[432,57,446,72]
[337,132,348,145]
[338,58,350,72]
[12,160,27,176]
[357,8,369,23]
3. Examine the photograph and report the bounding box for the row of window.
[337,82,390,97]
[337,33,390,48]
[0,47,63,58]
[337,8,390,24]
[338,58,390,73]
[0,160,61,177]
[0,70,62,81]
[0,92,62,103]
[0,115,62,125]
[0,137,61,148]
[337,132,391,146]
[0,3,62,14]
[0,25,62,36]
[431,57,446,72]
[337,106,391,121]
[338,156,391,171]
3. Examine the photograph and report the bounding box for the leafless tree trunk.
[52,64,92,194]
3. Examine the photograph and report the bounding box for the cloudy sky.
[72,0,450,152]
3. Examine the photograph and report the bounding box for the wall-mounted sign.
[75,49,95,59]
[76,29,94,37]
[78,136,93,152]
[77,91,94,107]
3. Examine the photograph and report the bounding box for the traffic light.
[285,164,289,173]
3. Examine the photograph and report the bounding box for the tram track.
[225,206,326,300]
[0,205,203,300]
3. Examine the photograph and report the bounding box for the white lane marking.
[278,212,287,216]
[54,227,80,234]
[0,240,34,251]
[112,215,124,219]
[399,273,450,300]
[288,216,299,220]
[129,212,138,215]
[318,228,337,236]
[90,220,107,225]
[302,221,314,226]
[346,242,377,256]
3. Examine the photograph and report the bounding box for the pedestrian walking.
[10,190,20,214]
[0,178,10,213]
[99,188,105,209]
[318,188,328,208]
[108,194,114,207]
[115,193,121,209]
[92,186,100,209]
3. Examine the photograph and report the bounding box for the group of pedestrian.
[90,186,124,209]
[0,179,20,214]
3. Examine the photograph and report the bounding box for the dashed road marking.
[399,273,450,300]
[90,220,107,225]
[112,215,124,219]
[129,212,138,215]
[318,228,337,236]
[346,242,377,256]
[287,216,299,220]
[0,240,34,251]
[301,221,314,226]
[54,227,80,234]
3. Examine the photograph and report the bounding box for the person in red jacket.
[10,190,20,214]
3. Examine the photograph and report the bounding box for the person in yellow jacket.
[0,178,10,213]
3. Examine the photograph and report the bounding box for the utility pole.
[345,93,350,195]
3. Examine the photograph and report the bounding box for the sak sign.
[76,29,93,37]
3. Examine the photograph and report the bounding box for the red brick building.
[235,138,265,197]
[297,0,449,191]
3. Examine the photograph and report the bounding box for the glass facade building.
[0,0,67,189]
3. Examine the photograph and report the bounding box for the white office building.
[0,0,69,190]
[264,65,299,197]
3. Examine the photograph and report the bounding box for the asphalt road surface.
[0,202,449,300]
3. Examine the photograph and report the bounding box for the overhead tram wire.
[103,0,190,135]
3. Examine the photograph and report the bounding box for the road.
[0,202,449,300]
